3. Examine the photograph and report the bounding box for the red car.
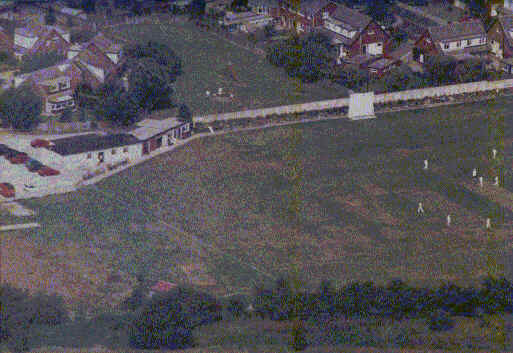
[0,183,15,198]
[38,166,60,176]
[31,139,50,148]
[7,152,29,164]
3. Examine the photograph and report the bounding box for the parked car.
[30,139,50,148]
[0,182,15,198]
[7,152,29,164]
[38,166,60,176]
[26,159,44,172]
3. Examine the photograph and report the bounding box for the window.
[444,43,449,49]
[87,153,92,159]
[123,147,128,153]
[112,148,116,155]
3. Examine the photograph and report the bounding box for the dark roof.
[329,4,371,31]
[317,27,353,45]
[294,0,330,17]
[48,133,140,156]
[427,19,485,43]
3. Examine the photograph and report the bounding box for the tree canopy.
[0,84,42,130]
[129,286,221,349]
[94,82,140,126]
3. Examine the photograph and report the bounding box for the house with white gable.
[488,15,513,73]
[13,24,71,60]
[413,19,487,64]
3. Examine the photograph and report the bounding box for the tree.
[131,0,143,16]
[425,55,458,86]
[231,0,248,11]
[94,82,140,126]
[129,286,221,349]
[126,58,175,112]
[45,6,56,25]
[81,0,96,13]
[0,85,42,131]
[190,0,206,18]
[178,103,192,122]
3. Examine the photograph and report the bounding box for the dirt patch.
[0,233,135,309]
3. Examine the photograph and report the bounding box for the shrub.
[427,309,454,331]
[128,286,221,349]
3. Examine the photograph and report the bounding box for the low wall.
[193,78,513,123]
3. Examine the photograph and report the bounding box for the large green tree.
[0,84,42,130]
[94,82,140,126]
[129,286,221,349]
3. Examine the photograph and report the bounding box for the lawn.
[8,95,511,310]
[102,20,348,116]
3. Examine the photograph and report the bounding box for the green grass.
[18,96,513,301]
[103,21,348,116]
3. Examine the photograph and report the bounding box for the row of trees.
[251,276,513,326]
[0,85,42,130]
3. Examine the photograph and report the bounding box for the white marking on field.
[208,126,215,134]
[0,223,40,232]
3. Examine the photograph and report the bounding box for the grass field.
[3,96,511,310]
[103,21,348,116]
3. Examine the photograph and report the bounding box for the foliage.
[45,6,56,25]
[0,84,42,130]
[126,57,175,112]
[0,284,67,352]
[0,50,17,66]
[19,52,66,74]
[178,103,192,122]
[123,41,182,82]
[374,65,426,92]
[94,82,140,126]
[231,0,248,11]
[267,33,333,83]
[425,55,459,86]
[289,320,308,351]
[59,108,73,123]
[128,286,221,349]
[427,309,454,331]
[190,0,206,18]
[81,0,96,13]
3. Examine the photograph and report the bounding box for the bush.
[129,286,221,349]
[427,309,454,331]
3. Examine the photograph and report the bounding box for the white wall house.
[47,134,142,172]
[439,36,487,52]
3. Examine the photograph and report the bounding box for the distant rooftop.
[130,118,184,140]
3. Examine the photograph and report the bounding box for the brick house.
[412,19,487,64]
[67,33,123,89]
[278,0,337,33]
[488,15,513,73]
[320,4,391,63]
[14,61,81,115]
[13,24,71,60]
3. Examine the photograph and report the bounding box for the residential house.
[248,0,279,17]
[220,11,273,32]
[385,42,413,64]
[67,33,123,88]
[13,24,71,60]
[412,19,487,64]
[488,15,513,73]
[14,61,81,115]
[320,4,391,63]
[278,0,337,33]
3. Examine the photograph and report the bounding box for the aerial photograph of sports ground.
[0,0,512,352]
